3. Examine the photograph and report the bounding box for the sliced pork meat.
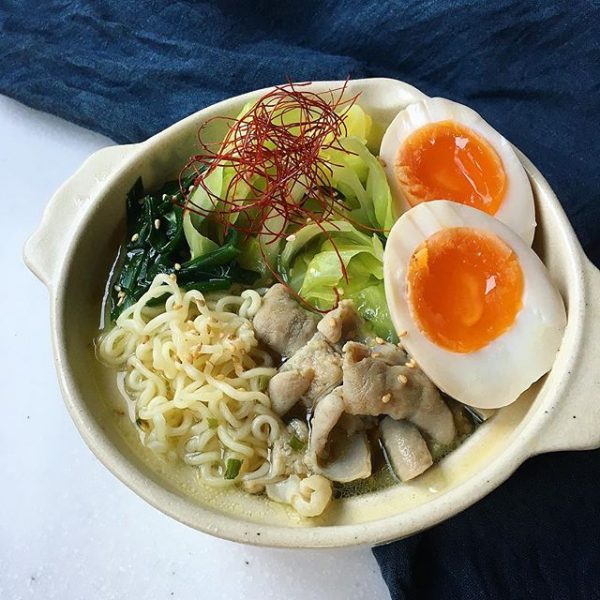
[317,300,362,344]
[253,284,318,356]
[370,341,409,366]
[379,417,433,481]
[279,333,343,406]
[268,368,314,416]
[342,341,456,445]
[308,386,345,459]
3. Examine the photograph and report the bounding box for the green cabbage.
[327,136,395,232]
[278,132,398,340]
[183,99,397,340]
[282,221,396,340]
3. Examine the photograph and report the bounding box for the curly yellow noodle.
[98,274,332,516]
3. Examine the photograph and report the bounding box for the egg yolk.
[396,120,507,215]
[407,227,524,353]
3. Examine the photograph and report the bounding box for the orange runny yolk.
[396,120,507,214]
[407,227,524,353]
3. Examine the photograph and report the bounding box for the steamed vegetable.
[283,229,396,341]
[115,94,397,341]
[112,178,257,320]
[324,136,395,232]
[277,131,398,340]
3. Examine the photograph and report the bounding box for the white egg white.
[380,97,536,245]
[383,201,566,409]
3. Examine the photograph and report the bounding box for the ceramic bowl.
[24,79,600,548]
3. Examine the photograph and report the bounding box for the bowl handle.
[533,257,600,453]
[23,144,138,288]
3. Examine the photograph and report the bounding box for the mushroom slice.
[316,431,372,483]
[380,417,433,482]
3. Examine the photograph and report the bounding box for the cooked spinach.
[111,177,258,320]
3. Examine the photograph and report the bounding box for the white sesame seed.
[336,287,345,296]
[131,233,139,242]
[174,263,181,271]
[169,273,177,282]
[381,393,391,404]
[398,374,408,384]
[375,336,385,344]
[154,219,161,230]
[286,234,296,242]
[114,284,121,292]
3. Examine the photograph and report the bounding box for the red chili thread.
[178,80,379,311]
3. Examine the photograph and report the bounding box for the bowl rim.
[43,78,590,547]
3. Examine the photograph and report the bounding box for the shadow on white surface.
[0,96,391,600]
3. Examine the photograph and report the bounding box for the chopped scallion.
[289,435,306,452]
[224,458,242,479]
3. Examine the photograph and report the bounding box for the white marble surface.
[0,96,391,600]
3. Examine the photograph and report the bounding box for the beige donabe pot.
[24,78,600,548]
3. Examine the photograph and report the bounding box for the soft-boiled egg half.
[384,201,566,409]
[380,98,536,245]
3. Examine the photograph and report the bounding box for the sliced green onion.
[289,435,306,452]
[207,417,219,429]
[224,458,242,480]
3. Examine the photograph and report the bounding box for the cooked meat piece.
[342,341,456,445]
[370,341,408,365]
[268,368,314,416]
[253,284,318,356]
[379,417,433,481]
[317,300,362,344]
[280,333,343,406]
[308,386,345,458]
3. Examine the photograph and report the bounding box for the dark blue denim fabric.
[1,2,599,598]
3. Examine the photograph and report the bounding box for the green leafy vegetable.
[276,134,398,340]
[111,177,190,319]
[354,284,398,342]
[111,178,257,320]
[224,458,242,480]
[284,227,396,339]
[328,136,395,232]
[207,417,219,429]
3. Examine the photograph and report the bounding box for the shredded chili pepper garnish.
[178,80,367,310]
